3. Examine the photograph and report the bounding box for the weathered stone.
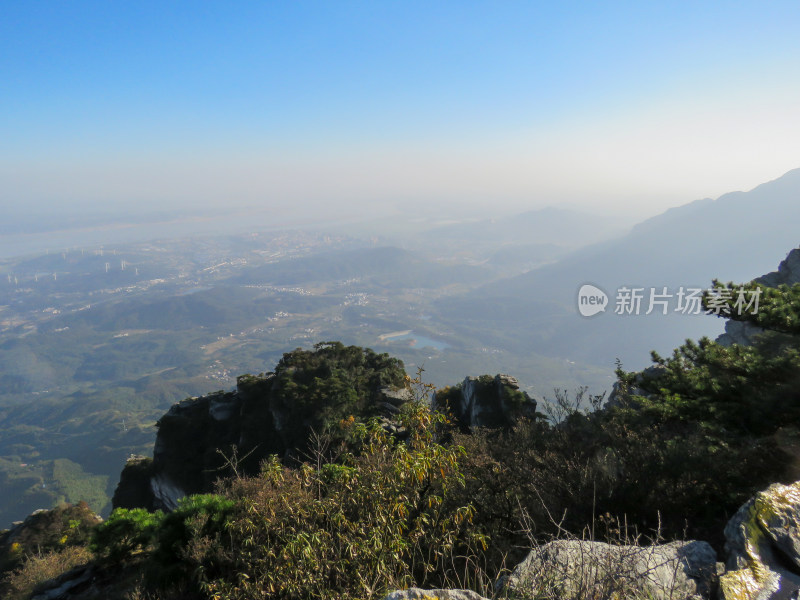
[382,588,489,600]
[756,248,800,288]
[439,373,537,430]
[720,481,800,600]
[112,349,409,512]
[379,386,414,407]
[209,395,238,421]
[379,401,402,415]
[111,456,156,511]
[505,539,717,600]
[717,320,765,348]
[149,472,184,511]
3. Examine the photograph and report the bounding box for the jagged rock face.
[718,320,766,347]
[113,392,240,511]
[438,374,537,430]
[757,248,800,288]
[147,389,248,511]
[505,539,718,600]
[718,247,800,346]
[112,344,409,512]
[111,456,156,511]
[720,481,800,600]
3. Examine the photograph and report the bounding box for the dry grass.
[3,545,92,600]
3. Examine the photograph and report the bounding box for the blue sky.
[2,1,800,220]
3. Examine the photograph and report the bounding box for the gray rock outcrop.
[112,368,412,512]
[756,247,800,288]
[504,539,717,600]
[111,455,157,511]
[437,374,538,429]
[720,480,800,600]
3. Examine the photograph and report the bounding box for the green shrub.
[270,341,407,449]
[91,494,235,593]
[150,494,234,586]
[91,507,163,566]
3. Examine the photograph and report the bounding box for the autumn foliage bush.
[88,390,487,599]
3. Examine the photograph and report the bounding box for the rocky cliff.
[435,373,538,430]
[112,342,408,511]
[718,247,800,346]
[113,366,540,511]
[116,385,416,512]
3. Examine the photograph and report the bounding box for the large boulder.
[504,539,717,600]
[720,481,800,600]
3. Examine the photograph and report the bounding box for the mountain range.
[435,168,800,371]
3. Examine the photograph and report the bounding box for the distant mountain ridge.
[425,206,633,248]
[434,168,800,372]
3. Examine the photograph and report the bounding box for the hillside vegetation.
[3,265,800,598]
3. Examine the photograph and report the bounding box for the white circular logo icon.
[577,284,608,317]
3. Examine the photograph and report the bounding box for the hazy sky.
[2,2,800,221]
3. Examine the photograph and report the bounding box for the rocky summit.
[113,342,410,511]
[434,373,538,430]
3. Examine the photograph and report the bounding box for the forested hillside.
[4,250,800,599]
